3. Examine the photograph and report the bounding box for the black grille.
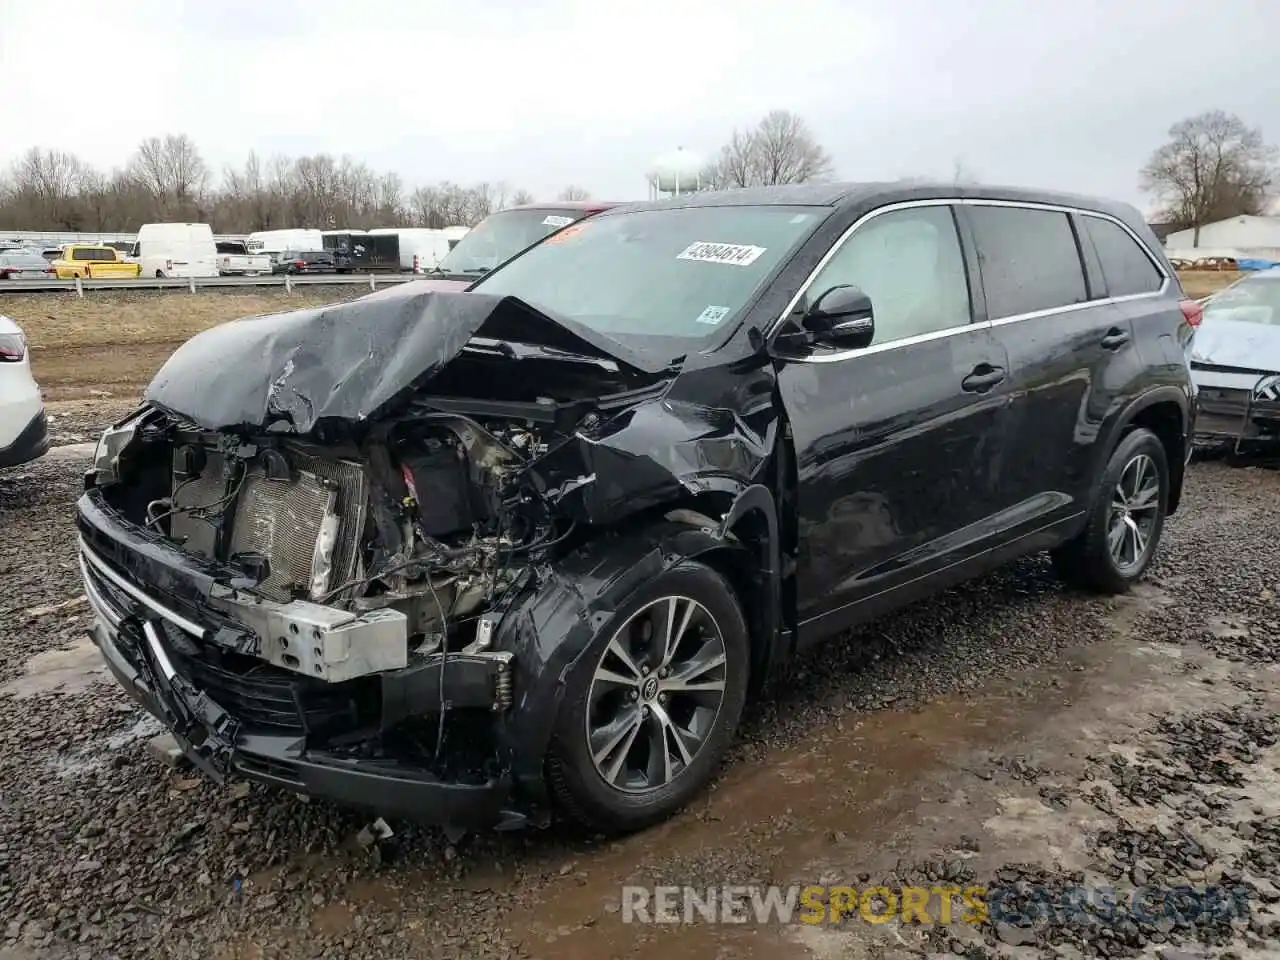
[171,647,368,735]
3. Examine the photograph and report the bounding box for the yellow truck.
[51,244,142,279]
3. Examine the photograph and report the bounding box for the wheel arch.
[1097,387,1190,515]
[494,503,779,808]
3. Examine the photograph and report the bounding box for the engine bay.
[116,408,569,664]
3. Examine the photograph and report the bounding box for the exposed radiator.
[171,447,367,603]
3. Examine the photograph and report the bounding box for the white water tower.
[647,147,706,200]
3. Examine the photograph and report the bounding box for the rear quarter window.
[1082,216,1164,298]
[968,206,1088,318]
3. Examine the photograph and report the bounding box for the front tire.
[546,560,749,835]
[1051,427,1169,594]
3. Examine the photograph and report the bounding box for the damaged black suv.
[78,182,1197,835]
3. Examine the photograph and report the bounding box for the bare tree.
[0,133,534,233]
[128,134,209,219]
[509,188,535,206]
[557,185,591,201]
[5,147,87,229]
[704,111,834,189]
[1141,110,1277,240]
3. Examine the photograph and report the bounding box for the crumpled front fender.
[492,519,754,804]
[525,395,777,526]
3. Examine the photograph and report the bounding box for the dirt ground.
[1,445,1278,959]
[1178,270,1240,299]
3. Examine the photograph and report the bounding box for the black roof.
[601,181,1148,230]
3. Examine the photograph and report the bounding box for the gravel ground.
[0,451,1277,959]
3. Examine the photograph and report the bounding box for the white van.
[369,227,451,272]
[441,225,470,251]
[246,229,325,257]
[129,223,218,278]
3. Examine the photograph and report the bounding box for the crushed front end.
[1191,366,1280,450]
[78,403,574,829]
[75,287,779,830]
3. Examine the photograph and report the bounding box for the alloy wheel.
[1108,453,1160,572]
[585,596,728,793]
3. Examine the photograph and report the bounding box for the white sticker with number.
[696,305,731,326]
[676,241,767,266]
[542,215,574,227]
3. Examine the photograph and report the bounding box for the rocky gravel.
[44,397,142,446]
[0,452,1276,958]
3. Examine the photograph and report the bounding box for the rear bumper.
[77,489,520,828]
[0,408,50,468]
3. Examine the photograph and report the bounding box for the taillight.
[0,332,26,361]
[295,260,305,269]
[1180,298,1203,328]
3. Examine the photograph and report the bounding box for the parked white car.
[0,314,49,468]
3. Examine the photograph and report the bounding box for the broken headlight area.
[83,404,571,767]
[109,410,557,632]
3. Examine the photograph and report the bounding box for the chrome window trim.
[79,538,206,638]
[768,197,1172,364]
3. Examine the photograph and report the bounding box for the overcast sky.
[2,0,1276,214]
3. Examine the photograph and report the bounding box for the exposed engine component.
[152,412,559,649]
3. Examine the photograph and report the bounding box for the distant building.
[1147,222,1178,245]
[1164,215,1280,262]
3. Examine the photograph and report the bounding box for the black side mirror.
[775,284,876,352]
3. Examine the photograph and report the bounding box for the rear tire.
[546,560,749,835]
[1051,427,1169,594]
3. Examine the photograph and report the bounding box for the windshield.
[1205,275,1280,327]
[435,209,587,276]
[471,205,824,355]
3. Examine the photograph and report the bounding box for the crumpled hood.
[144,283,663,433]
[1191,313,1280,371]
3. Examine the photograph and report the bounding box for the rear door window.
[967,206,1088,319]
[1082,216,1164,298]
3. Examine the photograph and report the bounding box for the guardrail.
[0,274,419,296]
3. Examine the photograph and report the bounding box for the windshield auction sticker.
[696,305,731,325]
[677,241,766,266]
[542,215,575,227]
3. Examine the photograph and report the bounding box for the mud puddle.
[0,634,104,698]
